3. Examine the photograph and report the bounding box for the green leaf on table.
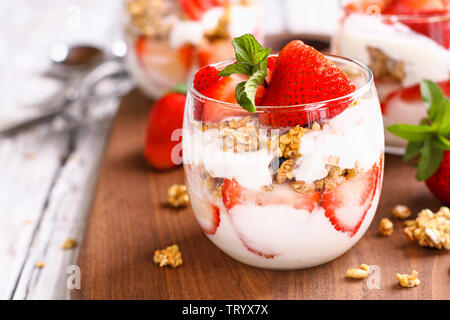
[171,83,188,95]
[386,124,433,142]
[421,79,444,121]
[416,137,444,181]
[403,141,423,162]
[436,98,450,137]
[432,134,450,150]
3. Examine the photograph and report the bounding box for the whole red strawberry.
[388,79,450,205]
[260,40,355,127]
[144,86,186,170]
[426,150,450,204]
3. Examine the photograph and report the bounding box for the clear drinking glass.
[183,55,385,269]
[122,0,262,98]
[333,0,450,153]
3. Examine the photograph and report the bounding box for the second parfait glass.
[333,0,450,152]
[183,55,385,269]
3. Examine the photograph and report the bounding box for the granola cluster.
[196,115,368,196]
[153,244,183,268]
[392,205,412,220]
[168,184,190,208]
[379,218,394,236]
[366,46,405,83]
[126,0,170,38]
[396,270,420,288]
[403,207,450,250]
[346,264,370,279]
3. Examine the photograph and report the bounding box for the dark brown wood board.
[72,89,449,300]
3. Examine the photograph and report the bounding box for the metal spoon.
[0,42,129,136]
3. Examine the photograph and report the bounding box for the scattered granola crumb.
[62,238,78,250]
[153,244,183,268]
[347,264,370,279]
[396,270,420,288]
[392,205,412,220]
[25,219,32,225]
[35,261,45,269]
[403,207,450,250]
[379,218,394,236]
[168,184,190,208]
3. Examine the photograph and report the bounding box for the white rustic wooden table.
[0,0,338,300]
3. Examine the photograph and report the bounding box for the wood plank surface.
[73,89,449,300]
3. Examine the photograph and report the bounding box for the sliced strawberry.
[197,39,235,67]
[144,92,186,170]
[199,204,221,234]
[383,0,447,14]
[381,79,450,114]
[345,0,394,13]
[179,0,226,20]
[222,179,320,212]
[135,36,194,85]
[321,161,382,237]
[260,40,355,127]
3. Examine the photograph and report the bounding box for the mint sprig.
[218,34,271,112]
[387,79,450,181]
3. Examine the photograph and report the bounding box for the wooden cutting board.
[72,89,449,300]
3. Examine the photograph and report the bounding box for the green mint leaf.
[432,134,450,150]
[416,137,444,181]
[421,79,444,121]
[403,141,423,162]
[232,34,270,66]
[235,70,266,113]
[219,63,254,77]
[386,124,433,142]
[170,83,188,95]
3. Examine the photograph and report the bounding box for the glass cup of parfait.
[183,35,385,269]
[123,0,262,98]
[333,0,450,153]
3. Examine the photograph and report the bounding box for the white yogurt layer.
[183,94,383,190]
[292,95,384,184]
[169,4,259,49]
[335,14,450,87]
[183,126,275,191]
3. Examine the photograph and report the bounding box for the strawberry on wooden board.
[144,85,187,170]
[388,79,450,204]
[321,161,382,237]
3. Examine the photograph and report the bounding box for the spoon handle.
[0,108,64,137]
